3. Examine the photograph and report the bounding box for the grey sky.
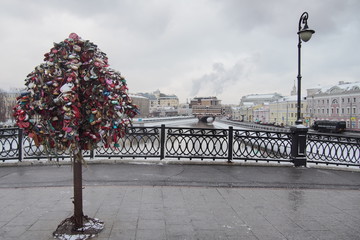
[0,0,359,104]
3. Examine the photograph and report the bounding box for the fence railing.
[306,132,360,167]
[1,126,359,167]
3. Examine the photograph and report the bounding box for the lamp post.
[296,12,315,125]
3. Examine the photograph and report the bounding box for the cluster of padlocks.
[13,33,138,152]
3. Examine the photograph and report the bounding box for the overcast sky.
[1,0,359,104]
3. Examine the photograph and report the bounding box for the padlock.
[14,33,139,152]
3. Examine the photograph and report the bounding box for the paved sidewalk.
[0,162,359,240]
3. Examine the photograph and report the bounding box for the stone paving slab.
[0,185,359,240]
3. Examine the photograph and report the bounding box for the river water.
[139,118,243,129]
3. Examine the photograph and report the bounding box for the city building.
[222,104,233,118]
[178,103,192,116]
[0,89,20,125]
[306,81,360,129]
[253,103,270,123]
[236,93,284,123]
[268,96,307,126]
[129,95,150,118]
[190,97,223,116]
[237,102,255,122]
[240,93,284,106]
[230,106,243,121]
[153,90,179,108]
[136,90,179,117]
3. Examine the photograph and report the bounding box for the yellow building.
[269,96,308,126]
[136,90,179,117]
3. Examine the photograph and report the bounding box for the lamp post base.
[293,156,307,167]
[290,124,308,167]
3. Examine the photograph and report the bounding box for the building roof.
[245,93,280,99]
[136,91,179,100]
[281,95,298,102]
[309,81,360,95]
[129,94,148,99]
[136,93,157,100]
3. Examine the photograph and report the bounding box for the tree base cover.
[53,215,104,240]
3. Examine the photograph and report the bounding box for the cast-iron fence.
[1,126,359,167]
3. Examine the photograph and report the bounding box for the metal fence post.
[228,126,233,163]
[90,149,95,159]
[18,128,24,162]
[160,124,165,160]
[290,125,308,167]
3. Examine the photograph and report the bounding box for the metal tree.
[13,33,138,238]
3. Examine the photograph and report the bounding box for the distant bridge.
[192,105,223,123]
[195,115,218,123]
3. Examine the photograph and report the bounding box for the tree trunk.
[73,150,84,229]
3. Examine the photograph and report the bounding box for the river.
[137,118,243,129]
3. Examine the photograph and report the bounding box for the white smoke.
[190,55,258,97]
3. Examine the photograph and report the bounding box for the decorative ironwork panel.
[22,136,80,160]
[165,128,229,159]
[233,130,292,161]
[0,128,20,161]
[95,127,161,158]
[307,133,360,166]
[23,135,47,158]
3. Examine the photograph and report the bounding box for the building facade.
[190,97,223,116]
[268,96,307,126]
[178,103,192,116]
[235,93,284,123]
[0,90,20,125]
[136,90,179,117]
[240,93,284,106]
[253,103,270,123]
[129,95,150,118]
[306,81,360,129]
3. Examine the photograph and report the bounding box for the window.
[322,109,325,114]
[353,108,356,114]
[336,108,339,114]
[348,98,350,103]
[342,98,344,103]
[326,109,329,114]
[354,98,356,103]
[347,108,350,114]
[342,108,344,114]
[331,108,334,114]
[322,100,324,104]
[332,99,338,104]
[327,99,329,104]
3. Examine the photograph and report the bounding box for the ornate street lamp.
[296,12,315,124]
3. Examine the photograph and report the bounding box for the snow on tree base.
[53,216,104,240]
